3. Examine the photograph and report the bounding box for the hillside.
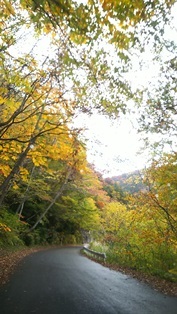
[105,170,146,194]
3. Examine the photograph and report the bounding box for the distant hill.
[104,170,146,194]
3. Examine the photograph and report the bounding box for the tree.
[138,53,177,130]
[0,93,74,206]
[103,179,128,203]
[141,155,177,235]
[135,24,177,155]
[2,0,176,120]
[20,0,175,46]
[0,33,79,206]
[9,141,104,244]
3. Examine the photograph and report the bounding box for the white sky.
[75,112,147,177]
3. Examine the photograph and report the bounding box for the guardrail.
[83,246,106,261]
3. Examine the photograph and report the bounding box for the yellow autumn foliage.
[0,222,11,232]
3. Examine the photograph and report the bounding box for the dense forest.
[0,0,177,282]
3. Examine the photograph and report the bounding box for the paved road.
[0,247,177,314]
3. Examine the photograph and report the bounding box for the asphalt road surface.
[0,247,177,314]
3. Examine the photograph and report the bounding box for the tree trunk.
[27,168,72,232]
[16,165,35,217]
[0,104,44,207]
[0,140,35,207]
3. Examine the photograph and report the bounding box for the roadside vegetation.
[92,160,177,282]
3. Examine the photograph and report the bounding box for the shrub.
[0,209,25,247]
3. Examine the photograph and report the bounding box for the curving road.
[0,247,177,314]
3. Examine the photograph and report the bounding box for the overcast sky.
[74,112,148,177]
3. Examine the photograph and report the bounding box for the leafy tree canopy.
[1,0,176,119]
